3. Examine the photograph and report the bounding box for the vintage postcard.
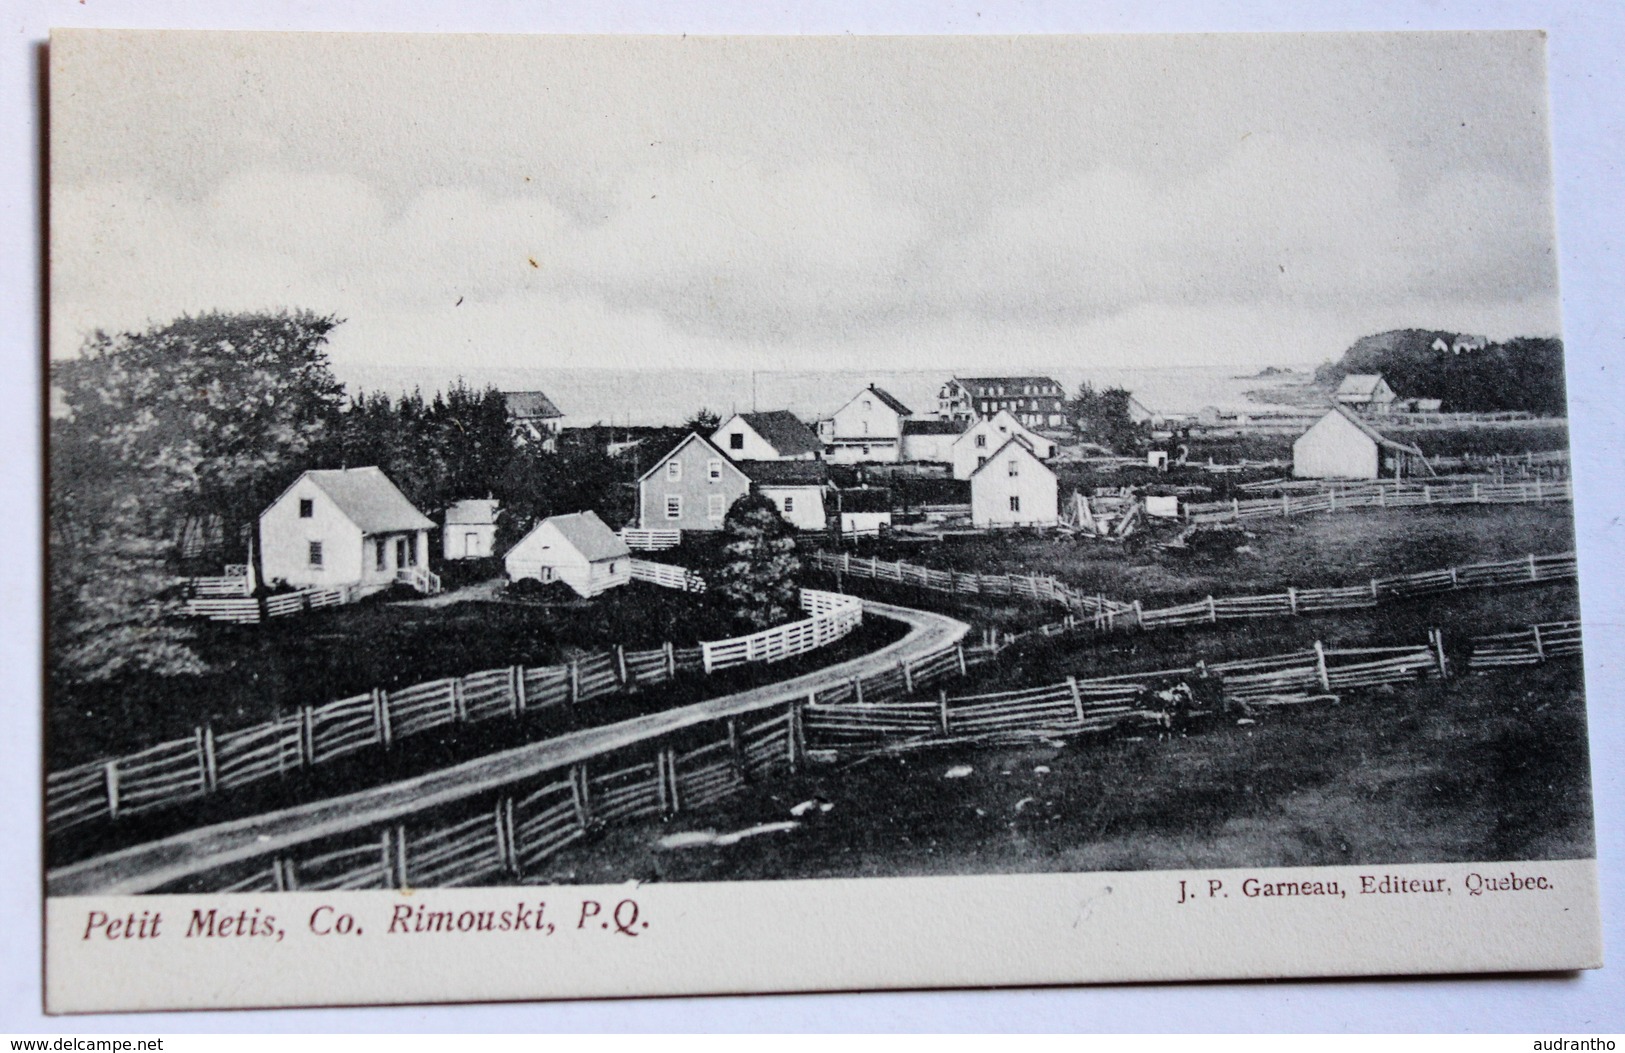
[44,29,1600,1012]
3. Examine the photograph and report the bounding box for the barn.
[969,438,1059,528]
[504,510,632,597]
[259,466,436,595]
[1293,406,1430,480]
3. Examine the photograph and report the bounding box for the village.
[46,336,1584,896]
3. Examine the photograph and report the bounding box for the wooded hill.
[1314,329,1567,415]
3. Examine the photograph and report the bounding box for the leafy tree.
[1315,329,1567,414]
[50,310,346,681]
[705,492,801,632]
[493,440,630,554]
[683,407,722,434]
[1069,382,1148,454]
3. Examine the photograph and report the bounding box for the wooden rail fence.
[620,528,682,551]
[47,588,861,834]
[1185,479,1569,524]
[1467,620,1583,670]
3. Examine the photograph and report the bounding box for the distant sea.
[337,364,1310,428]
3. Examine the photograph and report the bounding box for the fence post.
[511,667,526,716]
[666,747,682,813]
[937,688,951,735]
[300,705,317,767]
[1424,485,1432,504]
[1313,641,1331,692]
[197,726,218,793]
[655,750,669,814]
[1528,553,1539,582]
[569,659,581,704]
[392,824,409,889]
[664,641,676,680]
[502,797,520,877]
[791,697,808,772]
[453,676,467,723]
[1231,497,1240,520]
[1067,676,1085,726]
[1282,493,1290,517]
[1473,482,1481,502]
[956,644,968,677]
[1287,587,1298,616]
[1370,578,1379,601]
[615,645,630,689]
[103,761,120,819]
[1531,623,1546,662]
[1431,629,1450,680]
[1534,478,1543,502]
[852,675,865,705]
[1207,595,1217,623]
[1328,489,1337,512]
[571,763,592,828]
[374,688,393,747]
[1134,600,1145,630]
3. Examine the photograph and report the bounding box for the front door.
[395,538,408,569]
[464,532,479,557]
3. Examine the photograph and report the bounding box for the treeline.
[1314,329,1567,415]
[48,310,632,684]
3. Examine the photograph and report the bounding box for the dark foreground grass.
[520,659,1594,884]
[46,613,910,868]
[48,579,831,769]
[840,503,1575,608]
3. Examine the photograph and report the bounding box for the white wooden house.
[969,438,1059,528]
[443,498,499,560]
[742,460,832,531]
[950,411,1055,480]
[899,418,964,464]
[824,384,912,463]
[712,411,822,461]
[1335,374,1399,412]
[1293,406,1430,480]
[504,510,631,597]
[259,467,436,595]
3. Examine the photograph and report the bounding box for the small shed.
[1335,374,1399,412]
[443,499,499,560]
[504,510,632,597]
[741,460,833,531]
[1293,407,1430,480]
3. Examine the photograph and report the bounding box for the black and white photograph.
[36,26,1607,1012]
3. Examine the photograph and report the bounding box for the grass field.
[48,578,833,769]
[840,503,1574,609]
[522,658,1593,884]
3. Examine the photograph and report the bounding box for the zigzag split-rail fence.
[46,575,857,834]
[72,614,1578,895]
[810,551,1577,638]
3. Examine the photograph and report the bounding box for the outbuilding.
[742,460,833,531]
[1335,374,1399,413]
[503,510,631,597]
[969,438,1059,528]
[712,411,822,461]
[259,466,436,595]
[443,498,499,560]
[1292,406,1431,480]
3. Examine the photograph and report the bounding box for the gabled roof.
[902,418,965,435]
[502,390,563,419]
[861,384,913,416]
[1336,374,1390,397]
[445,498,499,525]
[725,410,823,456]
[738,460,832,486]
[636,432,751,484]
[1323,406,1426,456]
[287,467,434,534]
[968,437,1058,480]
[538,510,629,562]
[951,376,1066,397]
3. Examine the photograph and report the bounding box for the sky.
[48,30,1563,377]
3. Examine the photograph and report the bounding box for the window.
[375,539,387,571]
[298,498,314,519]
[308,541,323,567]
[729,433,744,451]
[977,455,987,468]
[861,445,871,457]
[1009,495,1022,513]
[666,460,682,481]
[1008,459,1019,477]
[975,434,987,448]
[665,495,682,519]
[861,399,872,411]
[783,496,795,513]
[708,459,723,480]
[707,494,725,520]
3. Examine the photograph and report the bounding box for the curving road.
[49,597,969,896]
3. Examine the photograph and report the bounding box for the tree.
[1315,329,1567,414]
[683,407,722,434]
[50,309,346,681]
[1069,382,1148,454]
[705,492,801,632]
[493,441,629,555]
